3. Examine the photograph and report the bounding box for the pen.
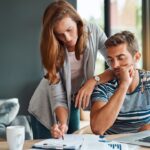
[57,121,64,140]
[62,134,64,140]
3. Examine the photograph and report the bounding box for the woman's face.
[54,17,78,50]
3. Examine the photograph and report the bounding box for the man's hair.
[105,31,139,56]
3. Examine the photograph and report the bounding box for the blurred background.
[0,0,149,122]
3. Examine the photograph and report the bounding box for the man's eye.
[119,56,125,60]
[107,59,113,64]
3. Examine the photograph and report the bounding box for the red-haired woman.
[28,0,113,139]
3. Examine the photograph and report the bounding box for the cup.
[6,126,25,150]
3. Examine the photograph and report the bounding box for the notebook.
[32,134,84,150]
[113,130,150,147]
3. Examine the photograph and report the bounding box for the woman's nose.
[64,33,71,42]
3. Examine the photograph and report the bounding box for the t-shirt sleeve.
[91,84,108,102]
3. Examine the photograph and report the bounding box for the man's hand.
[50,123,68,139]
[138,124,150,132]
[115,64,135,87]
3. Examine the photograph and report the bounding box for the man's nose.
[112,60,120,69]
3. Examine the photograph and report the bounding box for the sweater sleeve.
[48,79,68,113]
[87,23,107,59]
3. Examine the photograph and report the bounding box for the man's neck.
[127,69,139,93]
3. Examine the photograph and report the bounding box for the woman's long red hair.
[40,0,88,84]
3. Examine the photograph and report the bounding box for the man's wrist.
[119,82,129,90]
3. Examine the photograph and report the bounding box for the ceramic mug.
[6,126,25,150]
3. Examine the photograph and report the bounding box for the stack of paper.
[32,134,131,150]
[32,134,84,149]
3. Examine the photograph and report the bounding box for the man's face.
[106,43,135,77]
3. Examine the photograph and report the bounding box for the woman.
[28,0,113,139]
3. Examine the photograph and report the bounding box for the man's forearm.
[139,124,150,131]
[55,106,68,124]
[91,83,128,135]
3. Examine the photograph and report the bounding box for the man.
[91,31,150,135]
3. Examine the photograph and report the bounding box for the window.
[77,0,105,74]
[142,0,150,70]
[110,0,142,68]
[77,0,142,70]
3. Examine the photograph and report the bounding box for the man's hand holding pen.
[51,123,68,139]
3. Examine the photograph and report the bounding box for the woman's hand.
[75,69,114,109]
[50,123,68,139]
[75,78,96,109]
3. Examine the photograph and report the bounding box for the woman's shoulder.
[85,22,103,33]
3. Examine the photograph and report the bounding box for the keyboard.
[138,136,150,142]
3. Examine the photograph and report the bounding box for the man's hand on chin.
[116,64,135,86]
[138,124,150,132]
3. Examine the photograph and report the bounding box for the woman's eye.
[67,28,72,32]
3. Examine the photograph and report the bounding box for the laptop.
[113,130,150,147]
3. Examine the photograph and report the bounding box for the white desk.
[106,134,149,150]
[0,134,149,150]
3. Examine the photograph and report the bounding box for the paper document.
[32,134,131,150]
[81,134,129,150]
[32,134,84,149]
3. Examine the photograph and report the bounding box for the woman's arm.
[49,74,69,138]
[55,106,68,125]
[51,106,68,139]
[75,69,114,109]
[75,23,110,109]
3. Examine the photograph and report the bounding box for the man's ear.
[134,51,141,63]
